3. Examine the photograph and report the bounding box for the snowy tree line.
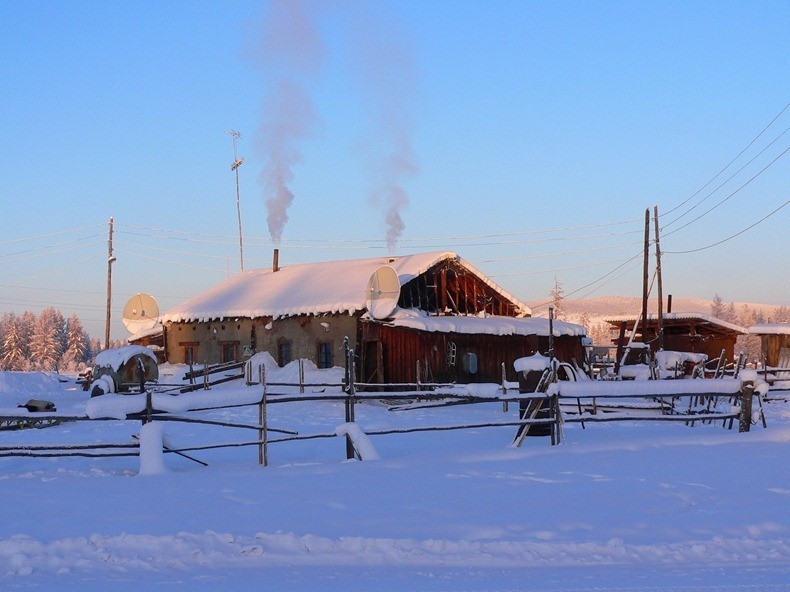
[711,294,790,363]
[0,308,118,372]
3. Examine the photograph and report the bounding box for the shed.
[604,312,746,361]
[748,324,790,367]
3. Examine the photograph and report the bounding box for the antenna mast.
[226,130,245,272]
[104,216,115,350]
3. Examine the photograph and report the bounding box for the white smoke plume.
[253,0,326,244]
[350,7,418,251]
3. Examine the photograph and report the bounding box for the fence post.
[739,380,754,433]
[299,359,305,394]
[501,362,508,412]
[343,338,357,460]
[259,365,268,466]
[203,361,210,390]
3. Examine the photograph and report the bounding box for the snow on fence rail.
[0,341,769,467]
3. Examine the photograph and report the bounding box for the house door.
[362,341,383,385]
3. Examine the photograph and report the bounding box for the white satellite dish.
[365,265,401,320]
[122,293,160,334]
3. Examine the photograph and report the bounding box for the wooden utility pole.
[653,205,664,351]
[641,208,650,343]
[104,217,115,350]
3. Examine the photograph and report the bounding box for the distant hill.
[525,295,783,324]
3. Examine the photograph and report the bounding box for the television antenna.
[121,293,160,334]
[365,265,401,320]
[226,130,245,272]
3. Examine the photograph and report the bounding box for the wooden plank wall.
[364,323,584,384]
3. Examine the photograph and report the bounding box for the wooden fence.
[0,341,768,466]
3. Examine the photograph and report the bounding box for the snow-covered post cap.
[138,422,168,475]
[513,353,551,373]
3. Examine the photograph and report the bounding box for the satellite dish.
[122,293,160,334]
[366,265,401,320]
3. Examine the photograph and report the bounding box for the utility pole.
[641,208,650,343]
[104,217,116,350]
[226,130,245,272]
[654,205,664,351]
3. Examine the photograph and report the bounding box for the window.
[180,342,198,365]
[277,339,292,367]
[317,341,333,369]
[221,342,239,364]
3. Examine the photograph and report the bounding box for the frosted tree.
[62,314,89,371]
[19,311,36,362]
[1,314,27,371]
[550,277,565,320]
[773,305,790,324]
[29,307,65,371]
[577,311,591,331]
[710,294,725,318]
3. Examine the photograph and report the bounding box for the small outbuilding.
[748,323,790,367]
[604,312,746,361]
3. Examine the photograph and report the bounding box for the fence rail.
[0,339,770,466]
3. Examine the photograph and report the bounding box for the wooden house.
[604,312,746,361]
[159,251,587,384]
[748,324,790,367]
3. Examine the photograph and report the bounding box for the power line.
[662,129,789,229]
[487,256,634,278]
[118,223,640,251]
[1,238,105,264]
[114,248,229,274]
[0,223,107,246]
[664,200,789,255]
[473,240,643,265]
[0,233,105,258]
[662,146,788,238]
[117,218,644,246]
[662,102,789,217]
[0,253,102,289]
[529,249,645,312]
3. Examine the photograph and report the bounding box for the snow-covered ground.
[0,366,788,591]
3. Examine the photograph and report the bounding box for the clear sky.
[1,0,788,341]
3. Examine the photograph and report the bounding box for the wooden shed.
[604,312,746,361]
[159,251,587,384]
[748,324,790,367]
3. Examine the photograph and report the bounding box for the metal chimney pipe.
[272,249,280,273]
[667,294,672,313]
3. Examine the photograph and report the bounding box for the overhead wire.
[116,217,643,246]
[662,102,789,217]
[0,253,102,289]
[1,233,106,258]
[114,248,229,274]
[664,200,789,255]
[487,256,636,278]
[662,147,788,238]
[0,222,107,246]
[662,129,789,229]
[1,239,106,265]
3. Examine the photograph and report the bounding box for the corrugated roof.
[748,323,790,335]
[161,251,531,323]
[603,312,746,334]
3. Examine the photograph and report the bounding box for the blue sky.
[1,0,788,340]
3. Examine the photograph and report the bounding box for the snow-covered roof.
[94,345,157,371]
[127,323,163,343]
[161,252,531,323]
[383,309,586,337]
[603,312,746,334]
[748,323,790,335]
